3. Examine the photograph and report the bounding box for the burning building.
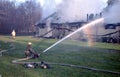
[35,0,120,43]
[35,12,101,39]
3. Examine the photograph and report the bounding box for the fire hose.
[1,42,120,75]
[11,55,120,75]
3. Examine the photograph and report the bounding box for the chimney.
[100,12,102,17]
[87,14,89,22]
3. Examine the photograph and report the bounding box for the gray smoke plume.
[56,0,107,22]
[104,0,120,23]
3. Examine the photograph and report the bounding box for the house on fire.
[35,0,120,43]
[35,12,101,38]
[35,21,86,39]
[35,12,120,43]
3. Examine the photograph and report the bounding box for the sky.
[11,0,63,7]
[11,0,108,20]
[12,0,107,6]
[8,0,120,23]
[57,0,108,22]
[11,0,63,18]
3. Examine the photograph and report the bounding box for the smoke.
[56,0,107,22]
[104,0,120,23]
[41,0,57,18]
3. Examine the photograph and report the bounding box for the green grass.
[0,35,120,77]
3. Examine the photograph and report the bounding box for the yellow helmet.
[28,42,32,45]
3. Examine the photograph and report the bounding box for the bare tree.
[14,0,42,34]
[0,0,42,35]
[0,0,16,34]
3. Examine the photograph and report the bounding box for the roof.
[36,21,87,28]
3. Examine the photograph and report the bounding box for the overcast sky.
[12,0,63,7]
[13,0,107,6]
[11,0,63,18]
[11,0,108,19]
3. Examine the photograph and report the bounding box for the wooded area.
[0,0,42,35]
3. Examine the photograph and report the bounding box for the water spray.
[42,18,104,53]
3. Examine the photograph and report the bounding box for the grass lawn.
[0,35,120,77]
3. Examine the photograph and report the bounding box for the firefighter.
[25,42,39,58]
[11,29,16,39]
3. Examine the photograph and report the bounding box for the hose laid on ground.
[11,57,120,75]
[12,57,32,64]
[2,42,120,75]
[46,62,120,75]
[0,42,15,57]
[0,50,7,56]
